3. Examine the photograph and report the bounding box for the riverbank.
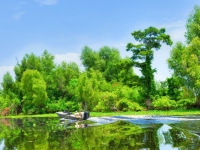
[0,109,200,118]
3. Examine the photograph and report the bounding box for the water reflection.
[0,116,199,150]
[157,124,178,150]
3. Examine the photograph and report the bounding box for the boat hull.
[56,111,90,120]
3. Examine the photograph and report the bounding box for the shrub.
[1,107,10,116]
[93,92,117,112]
[116,98,143,112]
[177,98,195,109]
[152,96,177,110]
[65,101,79,112]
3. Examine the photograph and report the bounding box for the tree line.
[1,5,200,115]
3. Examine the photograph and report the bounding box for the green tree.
[182,37,200,107]
[40,50,56,99]
[168,38,200,107]
[185,5,200,44]
[168,5,200,108]
[14,53,42,82]
[167,77,182,101]
[80,46,100,71]
[1,72,14,95]
[1,72,20,114]
[126,26,172,108]
[168,42,186,79]
[52,61,80,100]
[81,46,138,85]
[76,69,105,111]
[155,81,168,97]
[21,69,47,114]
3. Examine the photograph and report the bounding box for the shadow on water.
[0,116,200,150]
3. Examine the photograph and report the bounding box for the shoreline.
[1,109,200,118]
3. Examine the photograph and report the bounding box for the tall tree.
[168,42,186,78]
[1,72,20,114]
[40,50,56,99]
[21,69,47,114]
[76,69,104,111]
[182,37,200,107]
[80,46,100,71]
[1,72,14,95]
[14,53,42,82]
[80,46,137,84]
[52,61,80,100]
[126,26,172,107]
[167,76,182,101]
[168,5,200,108]
[185,5,200,44]
[168,37,200,107]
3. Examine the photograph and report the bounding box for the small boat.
[56,111,90,120]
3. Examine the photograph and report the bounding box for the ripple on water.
[88,115,200,125]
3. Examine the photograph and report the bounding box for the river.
[0,115,200,150]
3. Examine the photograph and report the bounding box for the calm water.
[0,116,200,150]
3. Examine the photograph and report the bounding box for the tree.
[80,46,138,85]
[1,72,14,95]
[126,26,172,107]
[168,38,200,107]
[52,61,80,100]
[14,53,42,82]
[80,46,100,71]
[40,50,56,99]
[0,72,20,114]
[76,69,104,111]
[182,37,200,107]
[168,42,186,78]
[185,5,200,44]
[21,69,47,114]
[168,5,200,108]
[167,77,182,101]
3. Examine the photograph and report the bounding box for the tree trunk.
[145,99,151,110]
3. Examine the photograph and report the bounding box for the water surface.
[0,115,200,150]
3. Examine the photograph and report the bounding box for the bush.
[65,101,79,112]
[1,107,10,116]
[152,96,177,110]
[46,98,66,113]
[93,92,117,112]
[116,98,143,112]
[116,85,143,103]
[46,98,79,113]
[177,98,195,109]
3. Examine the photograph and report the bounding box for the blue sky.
[1,0,200,82]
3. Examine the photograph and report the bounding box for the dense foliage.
[126,26,173,108]
[1,5,200,115]
[168,5,200,108]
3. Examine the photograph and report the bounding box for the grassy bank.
[91,109,200,117]
[1,109,200,118]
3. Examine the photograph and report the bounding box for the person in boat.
[74,110,84,119]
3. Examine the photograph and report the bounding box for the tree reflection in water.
[0,117,199,150]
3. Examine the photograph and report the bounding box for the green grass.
[1,109,200,118]
[91,109,200,117]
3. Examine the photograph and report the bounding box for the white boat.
[56,111,90,120]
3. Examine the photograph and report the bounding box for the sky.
[1,0,200,83]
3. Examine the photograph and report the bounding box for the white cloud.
[160,20,186,43]
[54,52,84,71]
[168,28,186,43]
[160,20,185,29]
[35,0,58,5]
[0,66,15,83]
[13,12,24,20]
